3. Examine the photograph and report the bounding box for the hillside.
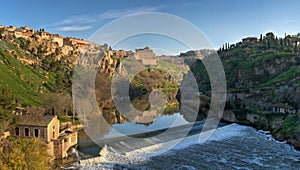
[0,25,106,108]
[0,40,57,106]
[190,32,300,96]
[184,32,300,148]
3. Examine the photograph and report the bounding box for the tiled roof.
[17,114,56,127]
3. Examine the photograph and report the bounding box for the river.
[61,113,300,170]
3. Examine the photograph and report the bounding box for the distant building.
[14,26,35,39]
[63,37,94,50]
[272,103,296,114]
[110,50,132,57]
[11,114,78,159]
[7,26,16,32]
[133,47,158,65]
[0,26,16,39]
[35,30,51,40]
[242,37,258,44]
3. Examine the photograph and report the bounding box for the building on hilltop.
[133,47,158,65]
[11,114,78,159]
[7,26,16,32]
[242,37,258,44]
[35,29,51,40]
[0,26,16,39]
[14,26,35,39]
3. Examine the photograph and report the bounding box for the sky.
[2,0,300,54]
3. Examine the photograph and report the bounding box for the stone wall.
[11,125,47,142]
[47,118,60,143]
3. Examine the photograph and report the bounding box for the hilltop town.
[0,25,95,50]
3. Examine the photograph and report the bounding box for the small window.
[15,127,19,136]
[34,129,39,137]
[53,132,55,139]
[25,128,29,137]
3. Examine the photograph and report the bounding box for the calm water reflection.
[78,113,189,142]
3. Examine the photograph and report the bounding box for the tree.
[280,38,283,48]
[0,138,50,170]
[0,86,17,134]
[260,34,263,42]
[44,93,72,116]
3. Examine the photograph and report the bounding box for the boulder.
[99,144,108,156]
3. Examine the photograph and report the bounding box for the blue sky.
[2,0,300,54]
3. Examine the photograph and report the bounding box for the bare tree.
[44,93,72,116]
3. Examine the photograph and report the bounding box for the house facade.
[11,114,78,159]
[272,103,296,114]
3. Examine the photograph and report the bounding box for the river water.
[63,115,300,170]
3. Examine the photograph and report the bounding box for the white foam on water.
[78,123,249,168]
[124,123,247,157]
[76,123,300,169]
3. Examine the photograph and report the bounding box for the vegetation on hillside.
[218,32,300,89]
[0,86,17,134]
[0,39,73,107]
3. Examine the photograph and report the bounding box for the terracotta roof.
[17,115,56,127]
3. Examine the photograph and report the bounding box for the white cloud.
[48,6,162,32]
[97,6,162,20]
[49,16,96,27]
[55,25,93,31]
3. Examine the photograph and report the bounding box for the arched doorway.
[25,128,29,136]
[34,129,39,137]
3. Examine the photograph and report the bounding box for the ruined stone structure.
[11,114,78,159]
